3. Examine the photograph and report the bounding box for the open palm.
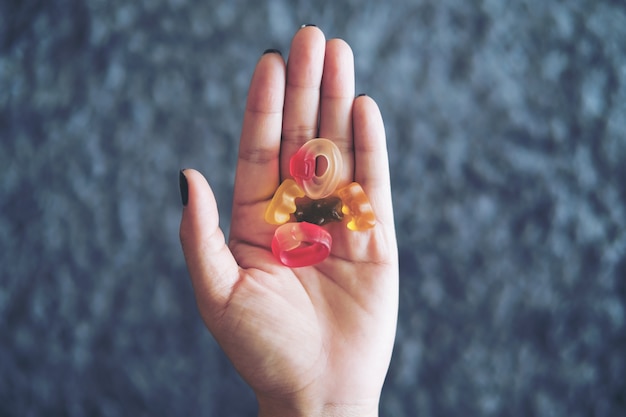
[180,26,398,417]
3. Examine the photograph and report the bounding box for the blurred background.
[1,0,625,415]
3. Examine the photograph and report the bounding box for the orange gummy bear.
[337,182,376,231]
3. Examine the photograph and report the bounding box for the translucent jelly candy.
[337,182,376,231]
[271,222,332,267]
[294,196,344,226]
[264,179,306,225]
[266,138,376,267]
[289,138,343,199]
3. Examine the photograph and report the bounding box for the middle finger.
[281,26,326,179]
[318,38,356,185]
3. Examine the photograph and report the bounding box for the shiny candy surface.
[289,138,343,199]
[264,179,305,225]
[294,196,344,226]
[337,182,376,231]
[271,222,332,267]
[267,139,376,267]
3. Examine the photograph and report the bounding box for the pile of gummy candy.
[265,138,375,267]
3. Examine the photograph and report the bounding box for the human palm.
[180,26,398,417]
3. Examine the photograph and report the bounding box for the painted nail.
[179,170,189,206]
[357,93,367,97]
[263,48,282,56]
[300,23,317,28]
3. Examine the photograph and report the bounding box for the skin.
[179,26,398,417]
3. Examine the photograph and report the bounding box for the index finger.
[233,50,286,206]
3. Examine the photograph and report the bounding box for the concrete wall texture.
[1,0,625,416]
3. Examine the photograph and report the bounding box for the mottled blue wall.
[1,0,625,416]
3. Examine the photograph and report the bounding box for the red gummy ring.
[289,138,343,199]
[271,222,332,267]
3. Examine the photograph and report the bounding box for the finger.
[179,169,239,320]
[318,38,355,184]
[352,95,394,229]
[234,50,286,206]
[280,25,326,178]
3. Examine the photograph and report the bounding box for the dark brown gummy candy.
[294,196,344,226]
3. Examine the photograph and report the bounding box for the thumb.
[179,169,239,321]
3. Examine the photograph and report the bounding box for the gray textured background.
[1,0,625,416]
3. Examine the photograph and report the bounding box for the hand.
[179,26,398,417]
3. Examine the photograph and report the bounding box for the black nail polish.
[357,93,367,97]
[263,48,282,56]
[300,23,317,28]
[179,170,189,206]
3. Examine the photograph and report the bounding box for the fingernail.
[179,169,189,206]
[300,23,317,28]
[263,48,282,56]
[357,93,367,97]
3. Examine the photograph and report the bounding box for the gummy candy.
[289,138,343,199]
[267,139,376,267]
[271,222,332,267]
[337,182,376,231]
[264,179,305,225]
[294,196,344,226]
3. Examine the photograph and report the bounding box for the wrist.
[257,396,379,417]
